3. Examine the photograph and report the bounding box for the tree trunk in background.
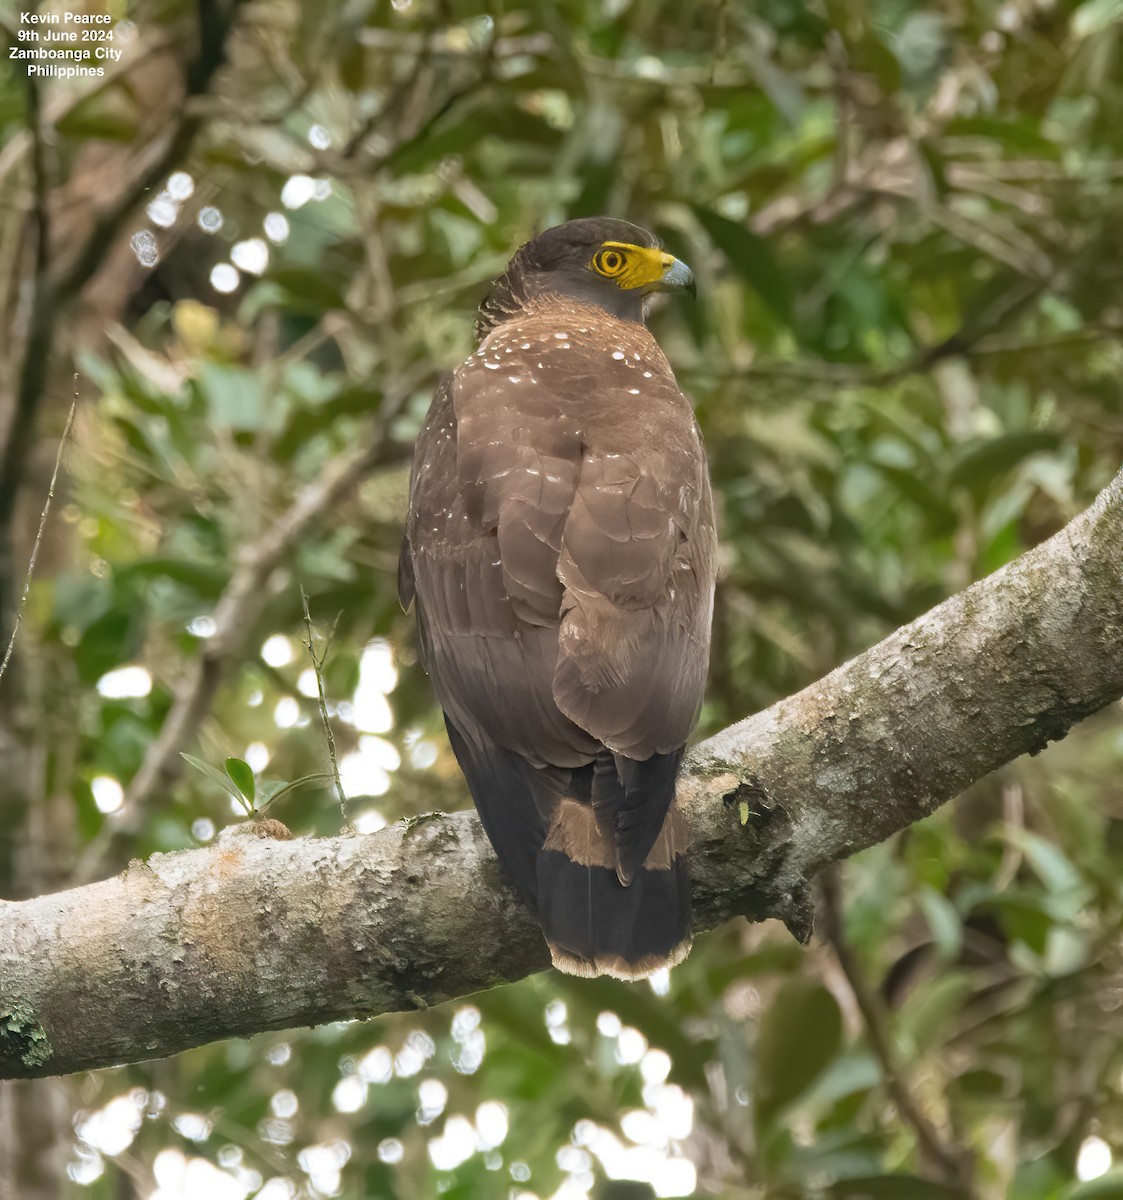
[0,1080,72,1200]
[0,30,193,1198]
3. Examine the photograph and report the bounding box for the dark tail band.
[443,714,692,980]
[537,839,691,981]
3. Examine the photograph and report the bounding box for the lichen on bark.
[0,997,51,1069]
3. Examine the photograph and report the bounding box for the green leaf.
[755,978,842,1122]
[117,558,228,596]
[944,116,1063,159]
[916,885,964,961]
[953,1068,1008,1098]
[691,206,795,326]
[266,267,348,313]
[1071,0,1123,39]
[803,1050,881,1108]
[827,1175,965,1199]
[180,753,251,812]
[1006,829,1087,898]
[987,890,1055,955]
[55,94,139,143]
[872,464,957,533]
[224,758,256,806]
[271,383,381,462]
[947,431,1062,494]
[1066,1172,1123,1199]
[257,772,336,813]
[848,33,903,92]
[75,610,144,685]
[195,364,267,433]
[897,969,973,1049]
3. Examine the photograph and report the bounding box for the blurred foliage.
[3,0,1123,1196]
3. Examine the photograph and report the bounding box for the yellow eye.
[594,248,626,276]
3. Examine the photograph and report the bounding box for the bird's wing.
[403,367,597,770]
[552,405,716,762]
[550,385,716,879]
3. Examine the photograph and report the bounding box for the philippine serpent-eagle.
[400,217,716,979]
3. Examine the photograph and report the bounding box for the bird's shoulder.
[467,303,672,383]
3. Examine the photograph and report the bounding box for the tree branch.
[0,397,76,687]
[0,75,55,624]
[819,867,974,1193]
[1,466,1121,1081]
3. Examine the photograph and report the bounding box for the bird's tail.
[537,752,692,980]
[444,717,691,980]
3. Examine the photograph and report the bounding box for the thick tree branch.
[1,467,1121,1080]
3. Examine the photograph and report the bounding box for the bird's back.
[401,253,715,980]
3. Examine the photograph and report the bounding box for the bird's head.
[476,217,695,338]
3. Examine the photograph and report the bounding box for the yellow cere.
[591,241,677,290]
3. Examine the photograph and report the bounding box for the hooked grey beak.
[657,256,697,298]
